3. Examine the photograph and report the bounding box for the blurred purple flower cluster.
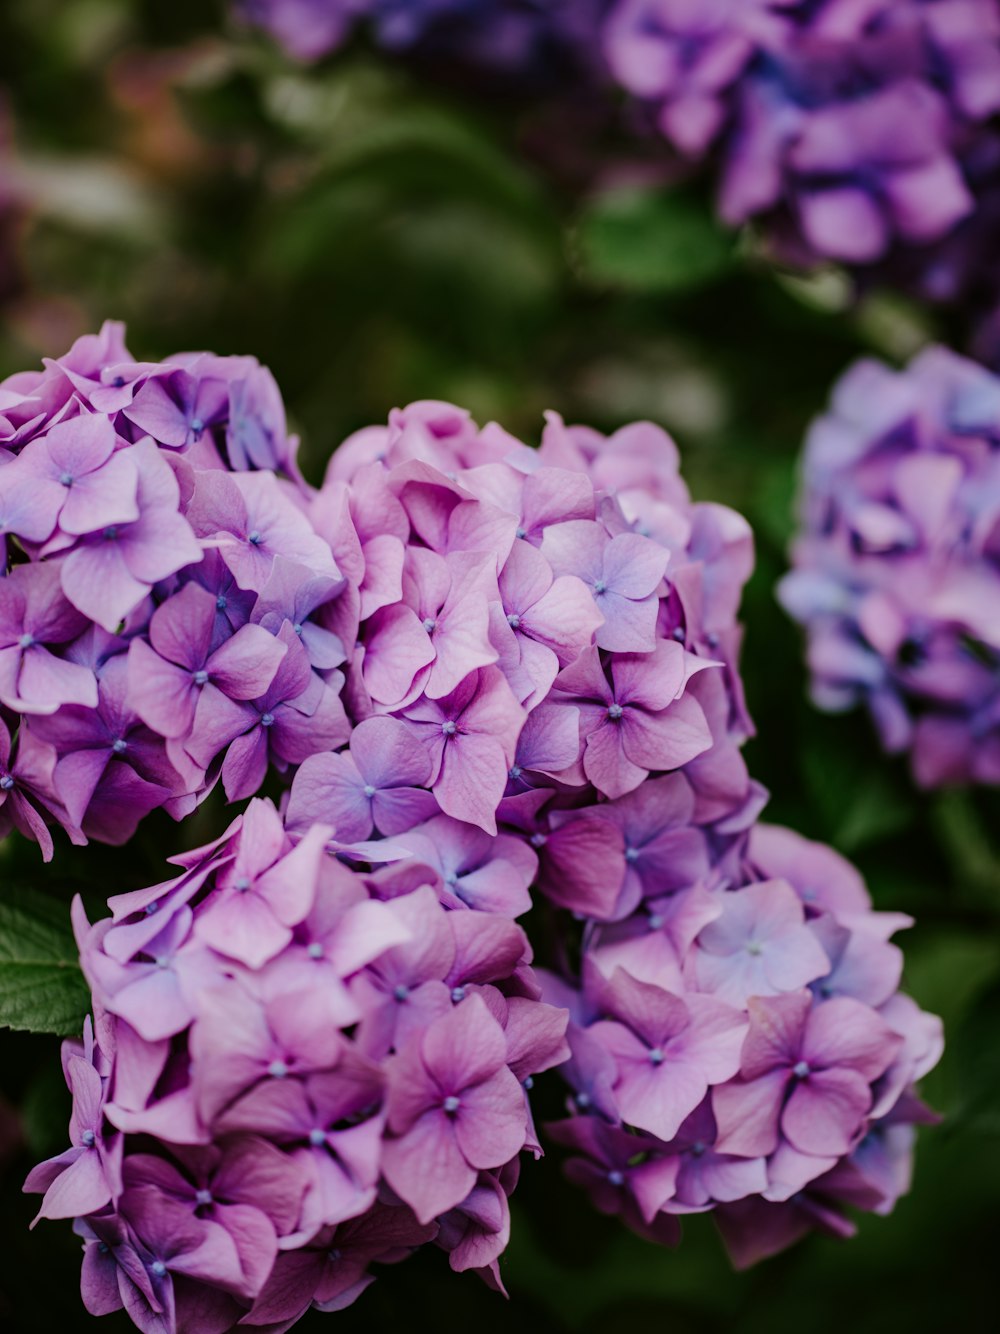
[0,323,349,856]
[604,1,1000,285]
[26,797,569,1330]
[780,344,1000,788]
[544,822,942,1267]
[237,0,609,78]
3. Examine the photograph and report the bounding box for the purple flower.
[381,994,528,1223]
[554,642,713,798]
[713,990,902,1158]
[588,967,746,1141]
[286,715,436,843]
[55,439,203,632]
[397,666,526,833]
[187,469,339,593]
[1,412,139,543]
[541,519,668,653]
[780,345,1000,787]
[127,582,287,750]
[0,562,96,714]
[691,878,832,1005]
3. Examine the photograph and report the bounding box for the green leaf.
[952,976,1000,1136]
[575,188,734,294]
[0,885,89,1037]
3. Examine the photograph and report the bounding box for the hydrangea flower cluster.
[604,0,1000,268]
[542,822,942,1266]
[0,323,350,856]
[26,797,570,1331]
[299,397,760,918]
[237,0,609,79]
[780,344,1000,788]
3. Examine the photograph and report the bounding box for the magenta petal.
[452,1067,527,1167]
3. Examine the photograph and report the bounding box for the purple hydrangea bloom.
[0,324,353,857]
[780,344,1000,787]
[238,0,611,84]
[604,0,1000,277]
[27,800,569,1330]
[544,820,942,1265]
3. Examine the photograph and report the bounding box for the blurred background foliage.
[0,1,995,1330]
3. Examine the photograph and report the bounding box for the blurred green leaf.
[0,885,88,1037]
[951,976,1000,1136]
[576,188,734,294]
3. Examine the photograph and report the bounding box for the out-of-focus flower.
[780,343,1000,787]
[604,0,1000,293]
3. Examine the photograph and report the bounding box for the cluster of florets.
[604,0,1000,271]
[0,323,350,856]
[543,822,942,1266]
[26,797,570,1331]
[297,398,760,918]
[237,0,608,79]
[780,344,1000,788]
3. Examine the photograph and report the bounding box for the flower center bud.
[523,1075,534,1090]
[144,901,159,915]
[189,418,204,435]
[745,940,763,956]
[192,669,209,686]
[607,1169,624,1186]
[18,633,33,649]
[516,527,527,539]
[268,1060,289,1079]
[309,1128,326,1147]
[103,527,118,541]
[507,613,521,630]
[308,942,324,959]
[0,775,14,791]
[793,1061,811,1079]
[247,530,263,546]
[451,986,466,1003]
[442,1095,461,1115]
[363,784,376,798]
[260,712,275,728]
[672,626,686,642]
[195,1189,213,1207]
[648,1047,665,1066]
[509,763,523,780]
[393,984,410,1002]
[81,1129,96,1147]
[624,846,638,863]
[575,1092,591,1108]
[422,618,437,634]
[216,595,227,611]
[691,1140,707,1158]
[594,579,607,595]
[648,914,663,931]
[151,1261,167,1278]
[530,832,547,848]
[293,622,303,636]
[112,738,127,754]
[444,872,458,887]
[441,720,457,737]
[59,472,74,487]
[234,877,251,892]
[607,704,624,721]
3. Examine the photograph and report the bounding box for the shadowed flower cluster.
[542,821,941,1266]
[26,797,569,1332]
[237,0,610,80]
[780,344,1000,787]
[0,323,349,856]
[604,0,1000,276]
